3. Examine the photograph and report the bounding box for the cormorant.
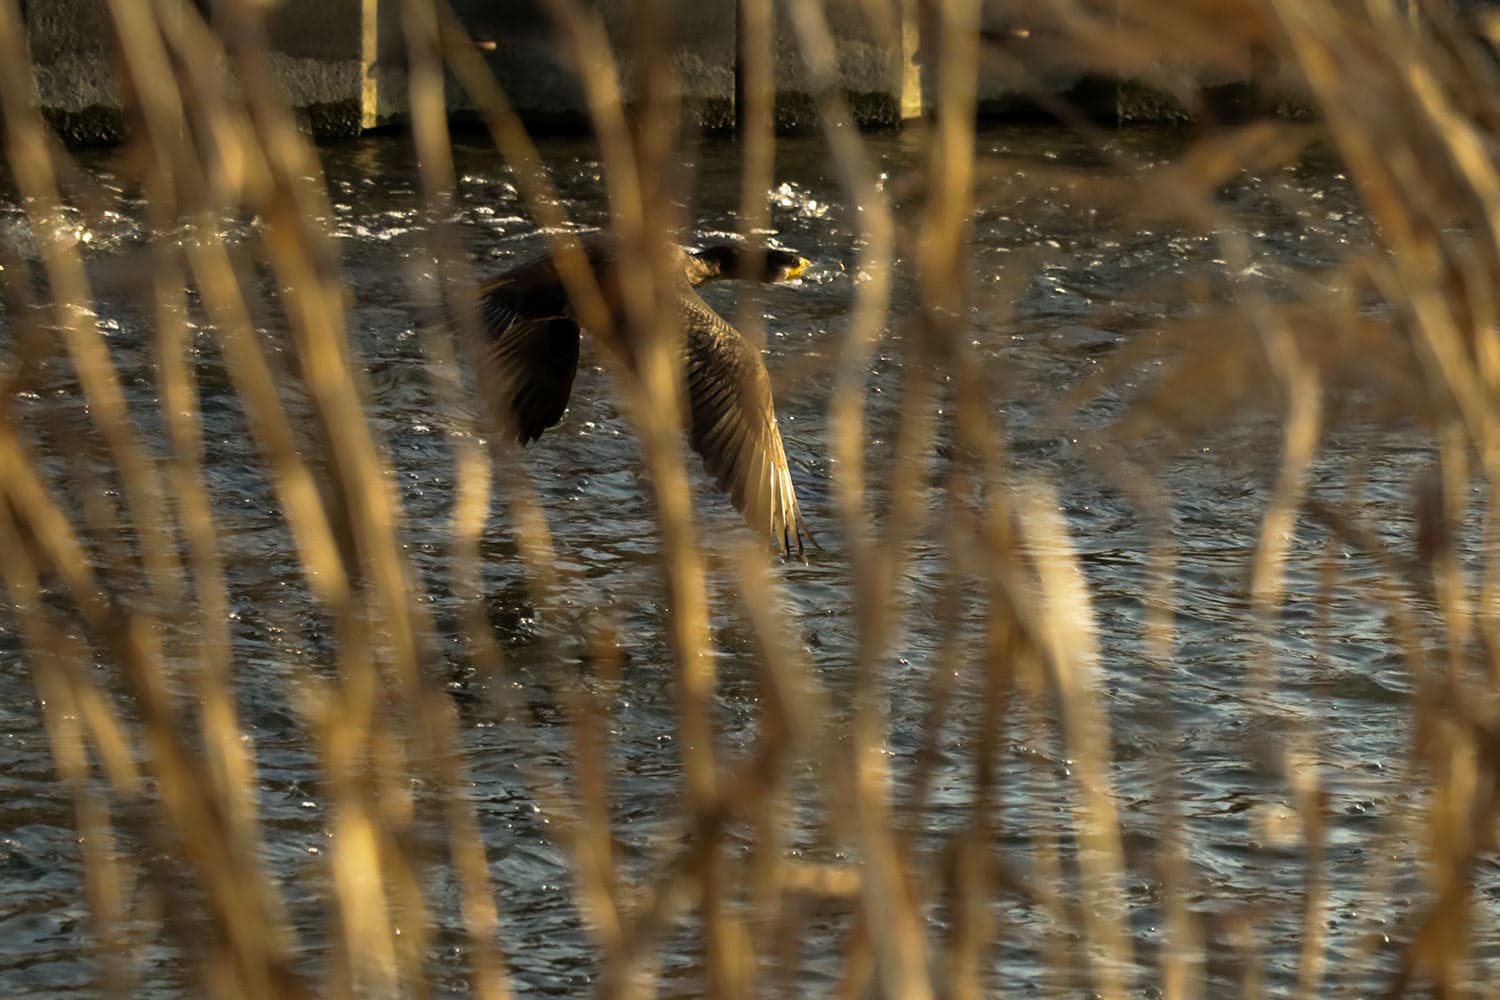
[475,236,816,556]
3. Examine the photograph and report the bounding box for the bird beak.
[783,257,811,281]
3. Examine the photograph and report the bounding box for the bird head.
[687,243,811,286]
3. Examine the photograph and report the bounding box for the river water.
[0,127,1485,996]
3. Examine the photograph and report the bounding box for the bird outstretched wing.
[680,293,814,557]
[476,263,582,445]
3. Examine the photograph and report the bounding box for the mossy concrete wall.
[23,0,383,143]
[770,0,918,130]
[26,0,124,144]
[23,0,1304,146]
[448,1,741,130]
[970,2,1310,123]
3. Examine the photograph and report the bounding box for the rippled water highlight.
[0,127,1478,996]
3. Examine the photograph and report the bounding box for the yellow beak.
[783,257,811,281]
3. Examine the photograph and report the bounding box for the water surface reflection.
[0,126,1451,995]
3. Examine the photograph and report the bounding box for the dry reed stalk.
[733,0,774,350]
[538,8,736,999]
[778,4,929,997]
[10,0,1500,997]
[397,1,512,995]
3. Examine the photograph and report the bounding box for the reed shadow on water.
[3,0,1500,997]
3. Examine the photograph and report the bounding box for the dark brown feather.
[679,291,814,556]
[476,262,582,445]
[473,237,815,555]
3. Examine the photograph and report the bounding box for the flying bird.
[475,235,816,556]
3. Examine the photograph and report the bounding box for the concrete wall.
[449,0,738,129]
[772,0,916,128]
[23,0,379,142]
[448,0,595,126]
[26,0,123,144]
[265,0,370,137]
[24,0,1305,145]
[971,0,1303,122]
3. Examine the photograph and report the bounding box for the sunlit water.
[1,127,1486,996]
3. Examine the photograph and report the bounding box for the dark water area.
[0,126,1479,996]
